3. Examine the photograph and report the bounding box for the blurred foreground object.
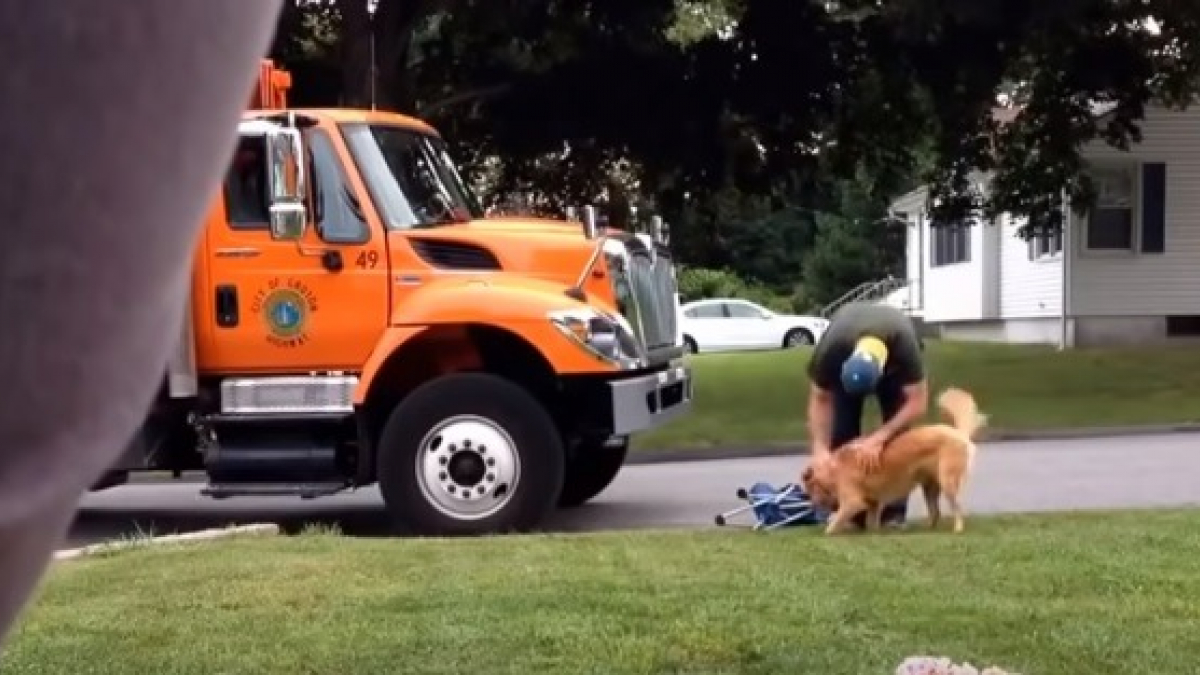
[0,0,283,648]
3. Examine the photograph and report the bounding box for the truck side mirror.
[265,127,308,241]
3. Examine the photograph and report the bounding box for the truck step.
[201,482,349,500]
[207,412,350,425]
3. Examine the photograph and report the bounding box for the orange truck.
[94,61,693,536]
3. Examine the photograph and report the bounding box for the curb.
[54,523,280,561]
[626,422,1200,465]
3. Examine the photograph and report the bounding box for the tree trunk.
[372,0,431,113]
[337,0,374,108]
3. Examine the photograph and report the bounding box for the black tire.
[558,437,629,508]
[683,335,699,354]
[782,328,815,349]
[376,372,565,537]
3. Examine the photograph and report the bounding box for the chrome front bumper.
[608,362,693,436]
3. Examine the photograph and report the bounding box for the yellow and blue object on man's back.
[840,335,889,395]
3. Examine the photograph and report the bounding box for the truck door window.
[223,136,270,228]
[306,129,370,244]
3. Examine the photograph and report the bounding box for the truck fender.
[354,279,615,405]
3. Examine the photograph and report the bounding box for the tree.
[459,0,1200,241]
[801,178,907,309]
[266,0,1200,245]
[807,0,1200,235]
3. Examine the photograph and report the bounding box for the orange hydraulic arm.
[249,59,291,110]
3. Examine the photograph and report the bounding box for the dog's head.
[800,458,838,509]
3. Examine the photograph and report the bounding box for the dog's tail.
[937,387,988,440]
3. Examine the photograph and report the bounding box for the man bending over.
[803,301,928,527]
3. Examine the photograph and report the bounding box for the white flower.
[895,655,1021,675]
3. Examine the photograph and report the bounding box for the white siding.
[889,177,997,323]
[891,188,990,322]
[980,213,1002,319]
[922,220,986,322]
[1072,104,1200,316]
[891,187,929,312]
[904,222,921,307]
[999,213,1062,318]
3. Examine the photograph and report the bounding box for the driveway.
[65,431,1200,547]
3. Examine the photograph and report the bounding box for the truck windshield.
[340,123,485,229]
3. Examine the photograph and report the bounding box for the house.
[884,102,1200,347]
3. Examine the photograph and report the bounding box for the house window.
[1028,227,1064,260]
[1085,165,1137,251]
[930,223,970,267]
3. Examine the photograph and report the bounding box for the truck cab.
[104,63,693,537]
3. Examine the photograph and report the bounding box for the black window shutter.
[1141,162,1167,253]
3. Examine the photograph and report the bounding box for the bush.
[741,286,794,312]
[676,266,797,313]
[676,267,747,300]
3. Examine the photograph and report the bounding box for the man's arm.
[873,379,929,442]
[807,382,835,457]
[870,328,929,443]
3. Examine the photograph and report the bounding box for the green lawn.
[635,340,1200,451]
[8,509,1200,674]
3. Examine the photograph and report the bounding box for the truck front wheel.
[558,437,629,508]
[376,372,565,536]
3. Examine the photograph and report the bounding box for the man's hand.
[846,431,890,471]
[800,451,834,486]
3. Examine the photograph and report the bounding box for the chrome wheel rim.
[415,415,521,521]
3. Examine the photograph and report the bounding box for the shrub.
[676,266,796,313]
[676,267,748,301]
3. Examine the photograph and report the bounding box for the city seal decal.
[251,277,318,348]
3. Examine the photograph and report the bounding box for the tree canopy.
[266,0,1200,309]
[272,0,1200,230]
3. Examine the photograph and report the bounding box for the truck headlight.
[548,307,643,369]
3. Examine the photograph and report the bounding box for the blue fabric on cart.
[747,481,829,527]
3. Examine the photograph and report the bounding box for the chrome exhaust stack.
[581,205,600,240]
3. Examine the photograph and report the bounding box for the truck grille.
[623,244,678,354]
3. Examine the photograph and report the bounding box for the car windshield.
[340,122,485,229]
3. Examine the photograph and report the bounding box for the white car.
[678,298,830,354]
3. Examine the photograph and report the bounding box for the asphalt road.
[65,431,1200,548]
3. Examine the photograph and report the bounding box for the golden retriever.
[801,387,987,534]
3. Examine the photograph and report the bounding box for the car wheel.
[783,328,815,348]
[376,372,565,536]
[558,436,629,508]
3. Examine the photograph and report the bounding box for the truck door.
[200,125,389,374]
